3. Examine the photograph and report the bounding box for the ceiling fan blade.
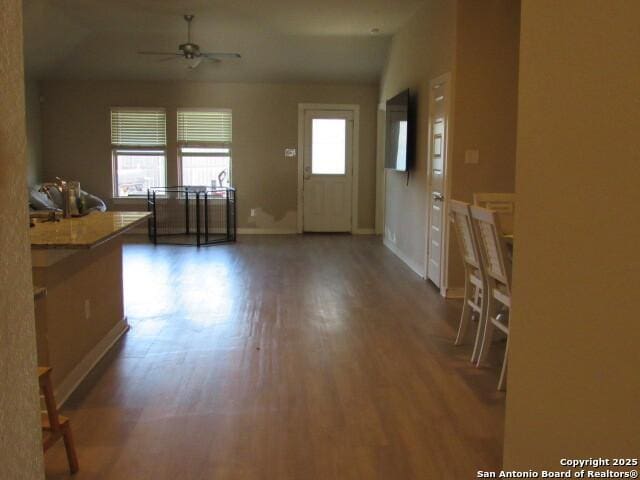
[201,52,242,59]
[188,57,203,70]
[138,51,182,56]
[158,56,180,63]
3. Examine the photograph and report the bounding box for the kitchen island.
[31,211,150,404]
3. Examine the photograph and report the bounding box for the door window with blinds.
[177,109,232,189]
[111,108,167,197]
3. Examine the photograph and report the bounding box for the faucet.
[40,178,71,218]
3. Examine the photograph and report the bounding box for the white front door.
[302,110,353,232]
[426,75,450,287]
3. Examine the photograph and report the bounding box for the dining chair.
[469,206,512,391]
[473,192,516,236]
[449,200,487,363]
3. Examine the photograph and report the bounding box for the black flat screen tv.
[385,89,413,171]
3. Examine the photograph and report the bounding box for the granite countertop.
[30,211,151,249]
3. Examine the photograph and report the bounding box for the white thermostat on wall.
[285,148,297,157]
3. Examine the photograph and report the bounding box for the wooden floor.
[44,235,505,479]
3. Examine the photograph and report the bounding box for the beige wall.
[25,79,43,186]
[40,80,378,231]
[0,1,45,478]
[379,0,519,287]
[504,0,640,468]
[447,0,520,288]
[379,0,457,274]
[451,0,519,200]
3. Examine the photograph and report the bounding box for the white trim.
[129,227,371,237]
[111,197,148,204]
[424,73,453,297]
[384,237,427,278]
[297,106,304,233]
[112,147,168,199]
[375,102,387,235]
[111,106,167,113]
[176,107,232,113]
[297,103,360,234]
[56,318,129,408]
[177,144,233,188]
[237,228,297,235]
[440,73,455,298]
[124,228,300,236]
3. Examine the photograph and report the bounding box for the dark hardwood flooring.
[44,234,505,479]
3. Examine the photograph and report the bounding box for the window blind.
[178,110,232,144]
[111,108,167,147]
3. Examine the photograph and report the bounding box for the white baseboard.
[55,318,129,408]
[383,237,427,279]
[237,228,297,235]
[130,227,374,236]
[127,227,299,236]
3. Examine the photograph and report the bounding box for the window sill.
[111,197,148,204]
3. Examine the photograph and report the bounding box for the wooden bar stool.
[38,367,79,474]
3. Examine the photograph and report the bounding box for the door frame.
[297,103,360,234]
[424,73,453,296]
[375,102,386,235]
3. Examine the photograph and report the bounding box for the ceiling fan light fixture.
[138,14,241,66]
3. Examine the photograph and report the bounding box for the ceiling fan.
[138,14,241,69]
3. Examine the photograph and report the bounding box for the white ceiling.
[23,0,426,84]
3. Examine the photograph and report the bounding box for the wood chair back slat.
[470,205,512,289]
[449,200,482,270]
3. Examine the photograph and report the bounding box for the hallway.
[44,235,504,479]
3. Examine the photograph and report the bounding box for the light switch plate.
[285,148,297,157]
[464,149,479,164]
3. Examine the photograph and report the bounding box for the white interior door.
[426,75,450,287]
[303,110,353,232]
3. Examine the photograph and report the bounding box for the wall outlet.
[385,227,397,243]
[285,148,297,157]
[464,149,480,164]
[250,208,257,217]
[84,299,91,319]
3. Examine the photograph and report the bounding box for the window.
[111,108,167,197]
[178,109,232,188]
[311,118,347,174]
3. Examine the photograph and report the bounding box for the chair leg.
[476,297,499,367]
[497,338,509,391]
[455,276,475,346]
[62,423,79,474]
[470,284,488,364]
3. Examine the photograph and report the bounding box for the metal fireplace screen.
[147,187,236,246]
